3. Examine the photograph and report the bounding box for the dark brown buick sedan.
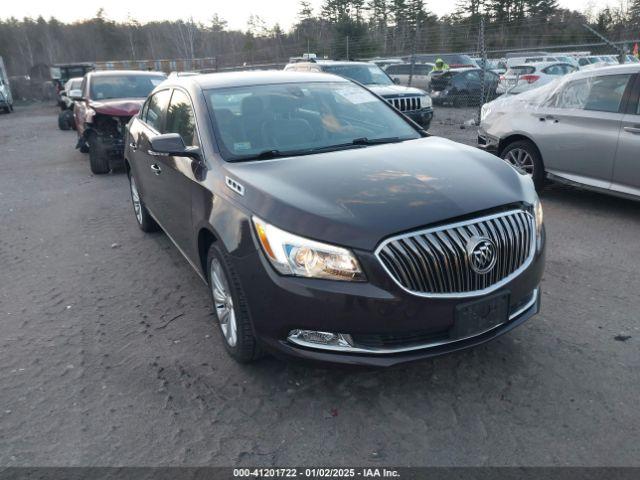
[124,71,545,366]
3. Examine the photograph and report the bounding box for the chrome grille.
[375,209,535,297]
[387,96,421,112]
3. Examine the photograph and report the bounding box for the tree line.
[0,0,638,76]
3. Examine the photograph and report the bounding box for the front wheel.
[58,110,73,130]
[501,139,545,190]
[89,137,110,174]
[128,174,158,232]
[207,243,262,363]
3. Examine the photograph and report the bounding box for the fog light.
[288,329,353,349]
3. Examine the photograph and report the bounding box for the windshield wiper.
[351,136,403,145]
[234,137,407,161]
[235,149,312,161]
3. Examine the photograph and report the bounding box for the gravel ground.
[0,103,639,467]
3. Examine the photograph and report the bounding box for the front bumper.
[233,229,546,367]
[477,129,500,155]
[404,107,434,127]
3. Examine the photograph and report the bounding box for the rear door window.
[553,74,631,112]
[144,89,171,132]
[543,65,564,75]
[584,74,631,113]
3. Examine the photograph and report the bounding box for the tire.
[89,137,110,174]
[128,173,158,233]
[453,94,468,108]
[206,242,262,363]
[58,110,73,130]
[2,106,9,114]
[501,139,545,190]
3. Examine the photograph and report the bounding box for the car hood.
[225,137,536,251]
[367,84,426,97]
[88,98,145,116]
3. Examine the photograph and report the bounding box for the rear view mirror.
[149,133,201,160]
[68,89,83,101]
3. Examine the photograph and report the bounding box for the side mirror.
[68,89,83,101]
[149,133,201,160]
[393,77,400,84]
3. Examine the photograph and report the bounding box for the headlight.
[421,95,432,108]
[534,198,544,246]
[252,217,365,281]
[85,107,96,123]
[480,104,490,121]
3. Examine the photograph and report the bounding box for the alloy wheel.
[504,148,535,175]
[129,176,143,225]
[210,258,238,347]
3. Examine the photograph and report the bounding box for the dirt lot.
[0,104,639,467]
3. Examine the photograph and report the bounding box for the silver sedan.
[479,64,640,199]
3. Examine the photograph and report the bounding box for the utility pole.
[346,36,349,60]
[477,17,486,126]
[582,24,626,63]
[408,25,419,87]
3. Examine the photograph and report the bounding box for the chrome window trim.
[374,208,536,299]
[287,288,538,355]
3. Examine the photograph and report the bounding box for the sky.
[0,0,618,31]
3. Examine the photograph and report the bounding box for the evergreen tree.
[527,0,558,20]
[629,0,640,23]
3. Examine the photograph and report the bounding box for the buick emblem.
[467,236,497,274]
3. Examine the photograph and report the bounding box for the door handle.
[623,126,640,134]
[129,141,137,151]
[150,164,162,175]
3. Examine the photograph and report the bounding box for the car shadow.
[540,182,640,219]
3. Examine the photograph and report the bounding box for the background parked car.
[284,60,434,129]
[73,70,166,174]
[384,63,434,90]
[58,77,83,130]
[479,64,640,195]
[50,63,94,108]
[430,68,500,106]
[497,62,577,95]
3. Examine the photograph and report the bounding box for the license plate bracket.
[451,291,510,340]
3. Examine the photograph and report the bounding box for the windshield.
[89,74,166,100]
[207,81,420,161]
[65,79,82,91]
[322,64,393,86]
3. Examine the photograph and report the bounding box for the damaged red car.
[73,70,166,174]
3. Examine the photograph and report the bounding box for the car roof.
[571,63,640,77]
[387,62,435,67]
[166,70,350,90]
[285,60,377,68]
[88,70,166,77]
